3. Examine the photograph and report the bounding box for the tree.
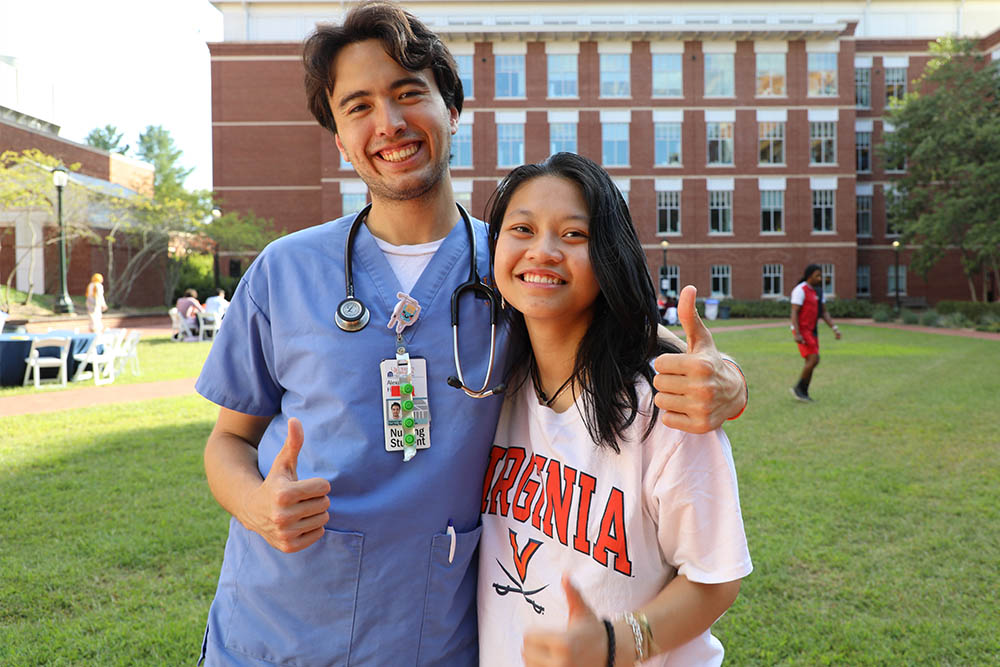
[0,150,95,310]
[881,37,1000,301]
[85,125,130,155]
[135,125,194,200]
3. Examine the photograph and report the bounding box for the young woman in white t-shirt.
[478,153,752,667]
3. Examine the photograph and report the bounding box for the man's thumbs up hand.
[653,285,747,434]
[243,417,331,553]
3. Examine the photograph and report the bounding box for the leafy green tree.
[881,37,1000,301]
[135,125,194,200]
[85,125,130,155]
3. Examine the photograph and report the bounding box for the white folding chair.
[197,311,221,341]
[115,330,142,376]
[22,336,72,388]
[72,331,117,385]
[169,307,197,341]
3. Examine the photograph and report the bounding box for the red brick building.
[208,1,1000,305]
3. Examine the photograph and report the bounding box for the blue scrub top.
[196,213,507,666]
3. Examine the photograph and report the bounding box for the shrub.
[936,301,1000,322]
[826,299,874,318]
[901,308,920,325]
[174,253,215,301]
[938,312,973,329]
[919,309,940,327]
[872,304,895,322]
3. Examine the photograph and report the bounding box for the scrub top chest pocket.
[381,357,430,454]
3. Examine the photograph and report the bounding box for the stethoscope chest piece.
[336,297,369,332]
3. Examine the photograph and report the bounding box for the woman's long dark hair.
[486,153,680,452]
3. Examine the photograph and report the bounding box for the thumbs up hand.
[653,285,747,434]
[243,417,332,553]
[522,576,613,667]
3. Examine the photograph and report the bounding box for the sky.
[0,0,223,190]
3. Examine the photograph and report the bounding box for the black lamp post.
[659,240,670,295]
[52,167,74,314]
[892,240,901,313]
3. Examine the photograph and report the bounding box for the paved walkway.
[1,320,994,417]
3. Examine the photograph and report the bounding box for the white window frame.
[810,121,837,165]
[822,263,836,297]
[652,52,683,97]
[599,53,631,97]
[656,190,681,235]
[761,189,784,234]
[495,54,525,98]
[547,53,578,98]
[660,265,679,296]
[654,122,682,166]
[451,122,473,168]
[601,121,630,167]
[856,194,872,237]
[812,189,835,233]
[342,191,367,215]
[807,52,838,97]
[707,121,734,165]
[454,53,474,99]
[856,131,872,173]
[704,53,735,97]
[758,121,785,165]
[496,123,524,167]
[888,264,908,297]
[711,265,732,298]
[857,265,871,298]
[886,66,907,103]
[755,53,786,96]
[709,190,733,235]
[855,67,871,108]
[549,122,577,155]
[762,263,784,297]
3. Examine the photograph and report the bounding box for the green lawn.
[1,325,997,664]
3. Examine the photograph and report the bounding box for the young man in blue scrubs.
[195,3,748,664]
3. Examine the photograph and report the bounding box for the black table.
[0,332,96,387]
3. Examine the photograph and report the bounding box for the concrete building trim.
[649,41,685,53]
[641,242,856,249]
[215,185,322,191]
[545,42,581,54]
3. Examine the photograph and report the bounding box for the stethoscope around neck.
[335,202,505,399]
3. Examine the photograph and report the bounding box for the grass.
[1,325,997,664]
[0,336,212,397]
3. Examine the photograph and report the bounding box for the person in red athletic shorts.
[789,264,841,402]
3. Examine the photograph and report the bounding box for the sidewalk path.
[0,378,198,417]
[1,319,993,418]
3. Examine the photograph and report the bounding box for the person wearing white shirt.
[204,288,230,319]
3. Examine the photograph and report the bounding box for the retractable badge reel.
[381,293,430,461]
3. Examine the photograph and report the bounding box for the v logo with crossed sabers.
[492,529,548,614]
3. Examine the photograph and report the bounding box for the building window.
[711,265,732,297]
[454,190,472,211]
[455,54,474,99]
[707,122,734,165]
[600,54,630,97]
[762,263,784,296]
[761,190,784,233]
[495,54,525,98]
[654,123,682,166]
[856,195,872,237]
[758,121,785,164]
[755,53,786,96]
[822,263,836,296]
[656,190,681,235]
[884,132,906,172]
[856,131,872,172]
[888,264,907,296]
[340,152,353,171]
[602,123,629,166]
[652,53,682,97]
[549,122,577,155]
[808,52,837,96]
[885,186,903,236]
[857,265,871,297]
[704,53,735,97]
[810,121,836,164]
[497,123,524,167]
[855,67,871,108]
[812,190,835,232]
[342,192,367,214]
[547,54,578,98]
[886,67,907,104]
[451,124,472,168]
[709,190,733,234]
[660,265,679,296]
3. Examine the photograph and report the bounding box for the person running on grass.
[790,263,841,402]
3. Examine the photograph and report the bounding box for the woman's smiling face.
[493,175,601,330]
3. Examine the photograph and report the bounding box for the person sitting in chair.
[176,289,205,334]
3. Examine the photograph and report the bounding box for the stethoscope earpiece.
[336,297,370,332]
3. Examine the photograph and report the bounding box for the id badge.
[380,357,431,453]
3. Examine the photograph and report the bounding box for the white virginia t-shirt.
[478,379,752,666]
[373,236,444,294]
